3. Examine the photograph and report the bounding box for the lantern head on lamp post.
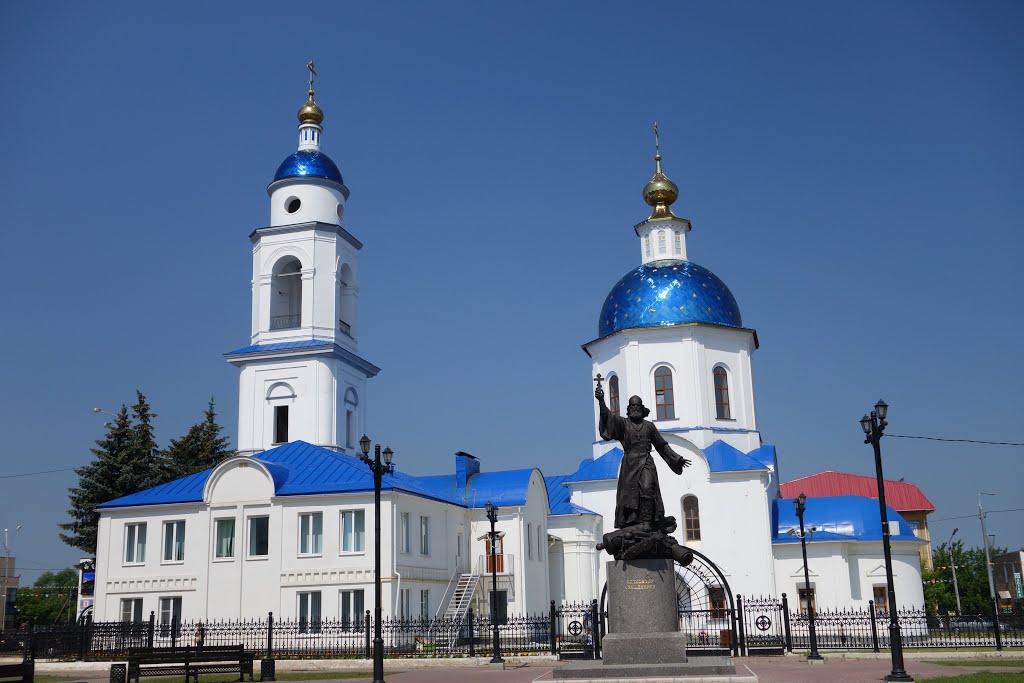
[860,402,913,682]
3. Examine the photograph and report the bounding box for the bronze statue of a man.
[594,381,695,566]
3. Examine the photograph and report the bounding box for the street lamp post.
[793,493,823,661]
[948,528,961,614]
[860,399,913,682]
[978,493,997,606]
[485,502,504,666]
[359,434,394,683]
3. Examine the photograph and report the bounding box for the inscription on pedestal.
[607,558,678,634]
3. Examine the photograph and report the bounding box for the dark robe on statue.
[599,404,688,529]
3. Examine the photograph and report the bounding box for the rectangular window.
[214,518,235,559]
[399,588,411,620]
[340,589,364,627]
[674,230,681,254]
[420,589,430,620]
[644,237,651,257]
[341,510,365,553]
[419,515,430,556]
[400,512,410,554]
[658,230,666,254]
[120,598,144,623]
[248,516,270,558]
[798,587,817,616]
[709,586,727,619]
[527,524,533,560]
[298,591,322,634]
[274,405,289,444]
[158,596,182,638]
[299,512,323,555]
[162,521,185,563]
[125,523,147,564]
[345,410,354,449]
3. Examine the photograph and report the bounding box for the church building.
[90,75,926,627]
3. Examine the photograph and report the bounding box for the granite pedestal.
[555,559,736,681]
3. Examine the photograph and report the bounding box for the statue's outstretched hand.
[595,386,605,403]
[670,457,691,475]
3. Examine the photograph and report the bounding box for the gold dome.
[298,90,323,125]
[643,153,678,220]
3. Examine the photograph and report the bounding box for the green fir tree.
[164,398,234,479]
[14,567,80,625]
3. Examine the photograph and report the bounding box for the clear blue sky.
[1,1,1022,582]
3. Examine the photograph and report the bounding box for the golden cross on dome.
[654,121,661,158]
[307,60,317,94]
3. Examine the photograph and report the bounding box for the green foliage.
[13,568,79,625]
[60,392,168,554]
[925,541,1008,614]
[164,398,234,479]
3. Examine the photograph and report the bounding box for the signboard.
[1015,571,1023,599]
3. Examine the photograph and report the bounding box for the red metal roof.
[780,470,935,512]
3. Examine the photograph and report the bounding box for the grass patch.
[917,673,1024,683]
[927,660,1024,668]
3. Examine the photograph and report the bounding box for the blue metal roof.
[544,475,597,516]
[703,440,771,473]
[745,445,777,469]
[566,448,623,482]
[771,496,921,544]
[599,259,743,337]
[96,469,211,508]
[273,149,344,185]
[225,340,334,356]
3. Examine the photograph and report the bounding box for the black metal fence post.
[868,600,880,652]
[781,593,793,653]
[741,593,749,659]
[170,615,178,650]
[590,600,600,660]
[991,599,1003,651]
[261,611,276,682]
[364,610,371,658]
[467,608,475,658]
[549,601,556,655]
[147,612,155,649]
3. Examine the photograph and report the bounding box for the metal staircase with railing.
[443,573,482,621]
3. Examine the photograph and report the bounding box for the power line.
[0,467,76,479]
[888,434,1024,447]
[931,508,1024,523]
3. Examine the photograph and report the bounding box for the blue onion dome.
[272,149,344,184]
[599,259,742,337]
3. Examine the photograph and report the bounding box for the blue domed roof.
[599,259,742,337]
[272,149,343,185]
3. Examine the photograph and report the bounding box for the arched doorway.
[599,548,737,656]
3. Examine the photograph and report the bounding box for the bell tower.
[226,63,380,455]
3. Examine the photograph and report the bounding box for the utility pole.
[948,528,962,614]
[979,494,996,604]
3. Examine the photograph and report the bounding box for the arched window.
[344,388,359,449]
[658,230,667,254]
[654,366,675,420]
[713,367,731,419]
[270,256,302,330]
[683,496,701,541]
[608,375,620,416]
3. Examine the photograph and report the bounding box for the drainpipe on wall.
[392,496,401,618]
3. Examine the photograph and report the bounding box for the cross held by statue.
[594,373,604,392]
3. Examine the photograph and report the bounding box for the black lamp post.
[485,501,504,665]
[359,434,394,683]
[793,493,823,661]
[860,400,913,682]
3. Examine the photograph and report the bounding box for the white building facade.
[91,82,925,627]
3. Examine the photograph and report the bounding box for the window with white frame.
[527,524,533,560]
[340,510,365,553]
[398,588,411,620]
[120,598,143,623]
[658,230,666,254]
[340,589,364,627]
[162,521,185,563]
[420,589,430,619]
[214,518,235,559]
[299,512,323,556]
[158,596,182,637]
[400,512,410,553]
[644,236,651,258]
[674,230,681,254]
[298,591,322,633]
[125,523,147,564]
[248,516,270,558]
[419,515,430,556]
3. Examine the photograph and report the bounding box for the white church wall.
[547,513,602,605]
[269,181,347,229]
[519,471,553,613]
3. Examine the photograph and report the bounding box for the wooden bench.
[110,645,253,683]
[0,659,34,683]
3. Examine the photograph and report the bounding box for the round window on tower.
[336,203,345,222]
[285,197,301,214]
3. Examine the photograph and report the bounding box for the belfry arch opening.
[270,257,302,330]
[338,262,355,337]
